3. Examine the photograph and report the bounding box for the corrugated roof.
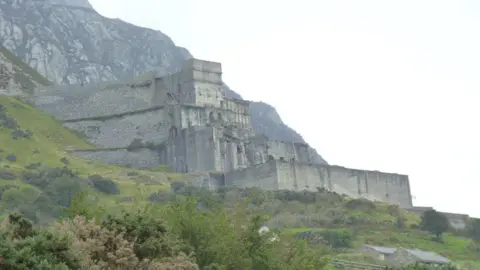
[364,245,397,254]
[404,248,450,264]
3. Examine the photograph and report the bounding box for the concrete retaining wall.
[225,161,279,190]
[220,160,413,208]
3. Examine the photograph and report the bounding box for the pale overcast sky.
[89,0,479,217]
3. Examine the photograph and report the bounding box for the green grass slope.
[0,96,92,167]
[0,95,184,223]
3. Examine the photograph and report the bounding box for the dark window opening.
[169,126,178,139]
[209,112,215,122]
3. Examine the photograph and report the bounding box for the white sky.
[89,0,480,218]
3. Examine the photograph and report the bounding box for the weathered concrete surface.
[63,108,167,148]
[199,160,413,208]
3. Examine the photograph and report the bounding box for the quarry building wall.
[195,160,413,208]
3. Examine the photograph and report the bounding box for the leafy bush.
[24,162,42,170]
[88,174,120,194]
[21,167,84,209]
[60,157,69,165]
[0,113,18,129]
[101,210,184,260]
[319,228,354,249]
[171,180,186,192]
[0,168,16,180]
[21,167,78,189]
[127,171,139,176]
[421,210,450,241]
[11,128,33,140]
[0,184,19,199]
[345,198,376,212]
[5,154,16,162]
[0,213,81,269]
[148,190,179,203]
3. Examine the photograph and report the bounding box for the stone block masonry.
[198,160,413,208]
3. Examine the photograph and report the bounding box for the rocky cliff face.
[0,0,327,163]
[0,43,50,95]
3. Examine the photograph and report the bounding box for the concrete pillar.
[229,142,237,171]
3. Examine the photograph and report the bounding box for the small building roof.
[363,244,397,254]
[404,248,450,264]
[362,245,450,264]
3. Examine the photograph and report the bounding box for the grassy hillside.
[0,95,185,221]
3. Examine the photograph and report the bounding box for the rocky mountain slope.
[0,0,326,163]
[0,43,51,95]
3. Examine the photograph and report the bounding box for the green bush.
[319,228,354,249]
[20,167,84,211]
[88,174,120,194]
[0,213,81,269]
[148,190,178,203]
[0,184,19,199]
[345,198,376,212]
[21,167,78,189]
[0,168,16,180]
[101,209,183,260]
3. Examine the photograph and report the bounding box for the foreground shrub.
[0,213,81,269]
[101,209,184,260]
[53,215,143,269]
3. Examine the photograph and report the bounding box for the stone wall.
[220,98,251,128]
[33,83,158,120]
[179,103,252,130]
[63,107,167,148]
[275,161,412,208]
[181,58,224,107]
[244,136,325,165]
[159,126,217,173]
[218,160,412,208]
[224,161,279,190]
